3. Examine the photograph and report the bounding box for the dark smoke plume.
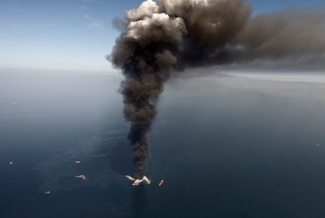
[109,0,325,178]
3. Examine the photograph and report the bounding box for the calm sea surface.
[1,70,325,218]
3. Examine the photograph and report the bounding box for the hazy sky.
[0,0,324,72]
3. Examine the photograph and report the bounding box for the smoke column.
[109,0,325,178]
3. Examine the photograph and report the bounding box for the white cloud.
[84,14,104,29]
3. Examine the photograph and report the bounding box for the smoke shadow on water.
[131,185,149,218]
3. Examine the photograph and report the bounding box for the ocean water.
[1,69,325,218]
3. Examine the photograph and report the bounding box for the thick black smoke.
[109,0,325,178]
